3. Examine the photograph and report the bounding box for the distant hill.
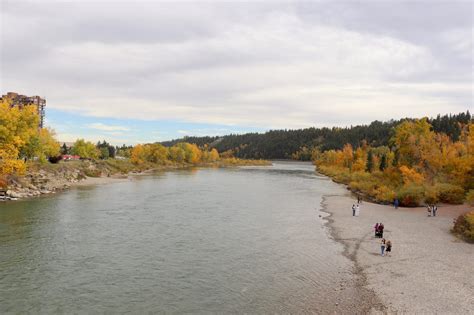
[161,111,472,160]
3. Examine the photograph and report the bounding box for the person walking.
[355,204,360,216]
[394,198,399,209]
[433,205,438,217]
[380,238,386,256]
[427,205,432,217]
[352,204,356,216]
[374,223,379,237]
[385,240,392,256]
[379,223,384,238]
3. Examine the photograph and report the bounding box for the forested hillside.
[161,112,472,159]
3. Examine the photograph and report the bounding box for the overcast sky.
[1,0,472,144]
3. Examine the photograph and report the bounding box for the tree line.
[161,112,472,159]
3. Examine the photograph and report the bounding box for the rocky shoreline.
[1,168,86,200]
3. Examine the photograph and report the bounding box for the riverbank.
[1,158,270,201]
[322,193,474,314]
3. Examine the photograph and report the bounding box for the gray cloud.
[1,0,472,130]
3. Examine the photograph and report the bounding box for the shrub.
[0,176,7,189]
[333,169,352,184]
[84,168,101,177]
[451,211,474,243]
[374,185,396,203]
[464,190,474,206]
[424,185,440,204]
[397,184,425,207]
[436,183,465,204]
[48,156,63,164]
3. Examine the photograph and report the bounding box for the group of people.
[374,222,384,238]
[351,195,362,216]
[427,204,438,217]
[375,223,392,256]
[380,238,392,256]
[350,196,395,257]
[351,203,360,216]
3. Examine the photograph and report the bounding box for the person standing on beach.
[380,238,386,256]
[379,223,384,238]
[352,204,356,216]
[355,204,360,216]
[374,223,379,237]
[427,205,432,217]
[394,198,399,209]
[433,205,438,217]
[357,195,361,204]
[385,240,392,256]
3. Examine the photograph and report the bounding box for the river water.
[0,161,355,313]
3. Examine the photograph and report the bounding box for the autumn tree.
[148,143,168,164]
[130,144,146,164]
[202,148,220,162]
[21,128,61,162]
[168,145,186,162]
[391,118,435,168]
[0,99,39,174]
[174,143,202,163]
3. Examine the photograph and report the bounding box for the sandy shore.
[72,175,131,187]
[323,191,474,314]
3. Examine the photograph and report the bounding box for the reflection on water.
[0,161,350,313]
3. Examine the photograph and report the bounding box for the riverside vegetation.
[312,118,473,207]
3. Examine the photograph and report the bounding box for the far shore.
[322,190,474,314]
[1,159,272,201]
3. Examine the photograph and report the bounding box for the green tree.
[61,143,69,155]
[99,147,110,159]
[71,139,99,159]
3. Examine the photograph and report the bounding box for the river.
[0,161,356,313]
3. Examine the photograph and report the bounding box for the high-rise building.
[1,92,46,128]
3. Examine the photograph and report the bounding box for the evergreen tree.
[379,154,387,171]
[61,143,69,155]
[366,150,374,172]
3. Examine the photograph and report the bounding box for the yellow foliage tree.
[399,165,425,185]
[0,99,40,174]
[392,118,435,168]
[175,143,202,164]
[209,148,220,162]
[131,144,146,164]
[149,143,168,164]
[169,145,186,162]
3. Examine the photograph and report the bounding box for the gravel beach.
[323,192,474,314]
